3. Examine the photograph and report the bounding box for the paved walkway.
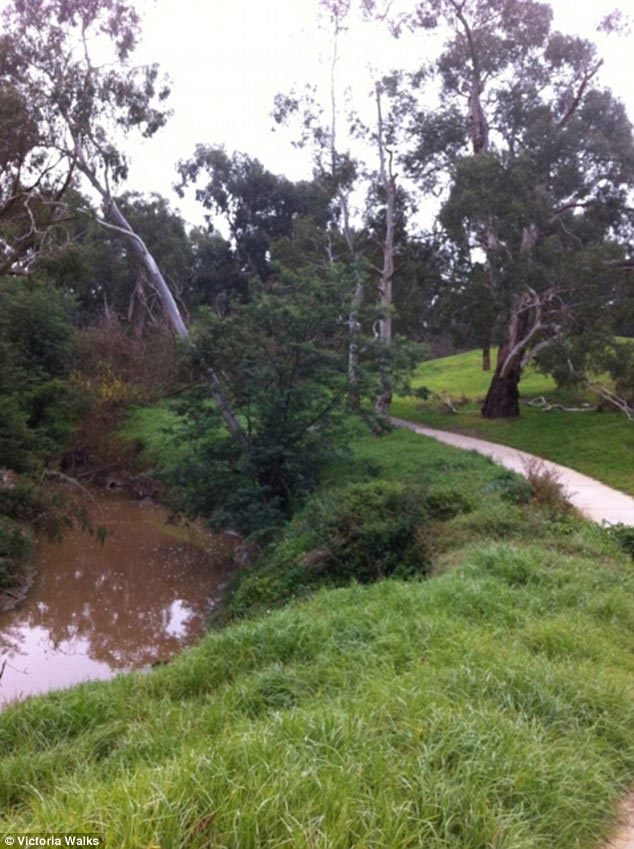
[391,417,634,526]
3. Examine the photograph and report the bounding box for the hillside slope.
[1,429,634,848]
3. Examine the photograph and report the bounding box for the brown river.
[0,492,236,708]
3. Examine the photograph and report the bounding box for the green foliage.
[423,483,473,519]
[600,339,634,404]
[223,431,510,621]
[608,524,634,560]
[41,193,196,325]
[178,146,333,284]
[165,270,359,534]
[0,281,78,470]
[305,480,432,583]
[483,472,534,505]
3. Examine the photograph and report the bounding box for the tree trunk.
[481,361,521,418]
[481,303,529,419]
[375,371,393,416]
[374,85,396,417]
[347,289,363,411]
[73,143,246,443]
[482,335,491,372]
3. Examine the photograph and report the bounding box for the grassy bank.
[1,427,633,847]
[392,350,634,495]
[1,542,633,847]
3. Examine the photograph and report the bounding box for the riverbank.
[2,427,633,846]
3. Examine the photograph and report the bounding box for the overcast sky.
[126,0,634,227]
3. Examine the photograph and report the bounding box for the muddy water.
[0,493,236,707]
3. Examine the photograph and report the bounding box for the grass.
[393,349,634,495]
[1,538,633,847]
[2,428,633,847]
[407,349,557,399]
[117,401,187,470]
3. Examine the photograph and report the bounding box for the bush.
[306,481,432,583]
[423,485,473,520]
[0,281,79,470]
[483,473,533,505]
[523,458,573,516]
[223,481,433,620]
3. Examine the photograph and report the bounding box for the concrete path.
[391,417,634,527]
[605,795,634,849]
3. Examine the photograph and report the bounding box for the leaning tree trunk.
[481,305,530,419]
[481,357,522,418]
[73,141,245,442]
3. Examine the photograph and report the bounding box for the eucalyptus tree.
[275,1,417,414]
[1,0,244,439]
[273,0,371,409]
[0,40,74,276]
[177,146,332,287]
[397,0,634,417]
[39,192,195,330]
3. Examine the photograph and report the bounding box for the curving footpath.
[390,417,634,527]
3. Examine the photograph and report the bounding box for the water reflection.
[0,493,236,706]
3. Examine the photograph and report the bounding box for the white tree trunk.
[74,144,245,441]
[374,86,396,416]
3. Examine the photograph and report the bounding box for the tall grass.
[1,540,633,847]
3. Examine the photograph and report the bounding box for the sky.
[126,0,634,228]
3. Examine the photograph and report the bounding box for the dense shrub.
[483,472,533,505]
[305,481,431,583]
[0,282,78,470]
[73,316,185,402]
[223,480,434,620]
[423,485,473,520]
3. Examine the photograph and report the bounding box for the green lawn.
[2,428,633,847]
[408,349,557,399]
[394,350,634,495]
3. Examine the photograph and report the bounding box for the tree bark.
[481,299,529,419]
[481,335,491,372]
[481,361,521,418]
[374,85,396,417]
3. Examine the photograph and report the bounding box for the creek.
[0,491,236,708]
